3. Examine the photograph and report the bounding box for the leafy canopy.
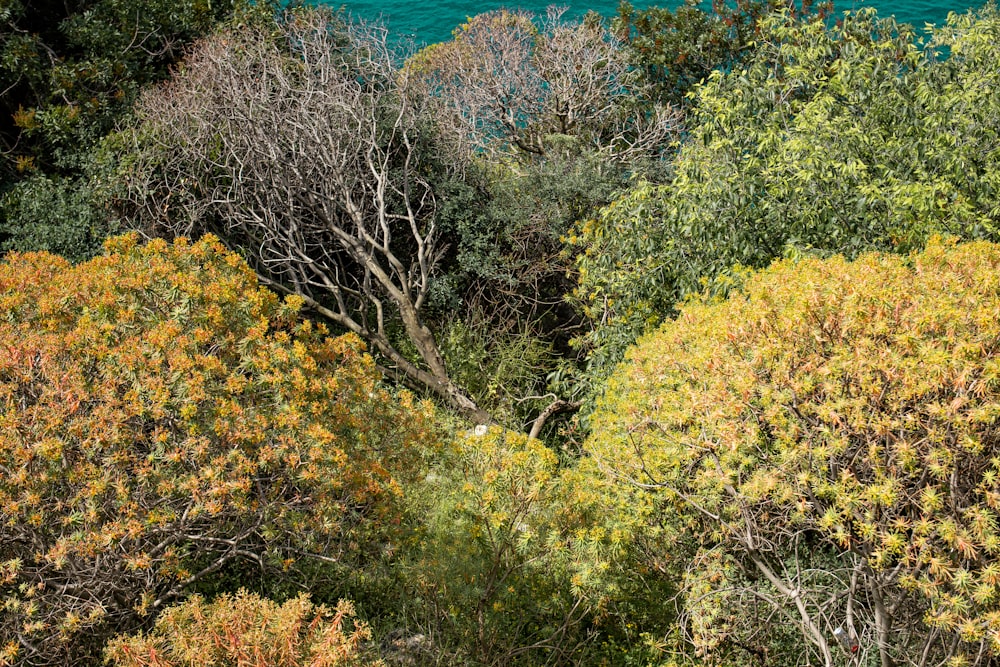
[0,0,241,260]
[613,0,831,106]
[572,6,1000,376]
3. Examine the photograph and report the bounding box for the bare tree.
[405,6,680,163]
[118,8,490,422]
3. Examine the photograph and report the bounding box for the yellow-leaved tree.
[0,234,436,666]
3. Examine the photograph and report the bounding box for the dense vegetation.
[2,1,1000,665]
[0,234,435,664]
[573,6,1000,380]
[583,238,1000,665]
[0,0,242,260]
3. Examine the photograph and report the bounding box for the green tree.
[613,0,831,106]
[0,0,240,258]
[583,238,1000,666]
[572,6,1000,380]
[0,234,435,666]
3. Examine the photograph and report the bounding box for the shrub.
[0,234,435,665]
[572,7,1000,378]
[400,427,590,664]
[105,590,379,667]
[584,239,1000,665]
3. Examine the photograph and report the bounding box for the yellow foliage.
[585,239,1000,661]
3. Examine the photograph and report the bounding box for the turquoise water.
[343,0,982,47]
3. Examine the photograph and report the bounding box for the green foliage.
[431,148,632,420]
[437,317,555,431]
[400,129,640,434]
[105,591,379,667]
[572,6,1000,379]
[458,150,625,302]
[0,234,436,665]
[0,0,240,175]
[0,0,242,258]
[614,0,831,106]
[585,238,1000,664]
[399,427,590,665]
[0,174,112,261]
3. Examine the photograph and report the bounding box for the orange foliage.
[0,234,436,666]
[105,590,380,667]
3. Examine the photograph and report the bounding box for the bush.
[0,234,435,665]
[584,238,1000,665]
[0,175,111,262]
[105,590,379,667]
[399,427,590,665]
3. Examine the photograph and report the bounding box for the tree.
[105,591,379,667]
[583,238,1000,666]
[571,6,1000,380]
[0,0,240,258]
[428,147,631,434]
[398,9,683,432]
[117,8,490,422]
[613,0,831,106]
[0,0,236,176]
[405,8,679,164]
[0,234,435,666]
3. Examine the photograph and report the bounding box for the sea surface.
[341,0,983,48]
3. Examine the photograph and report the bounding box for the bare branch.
[118,9,489,421]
